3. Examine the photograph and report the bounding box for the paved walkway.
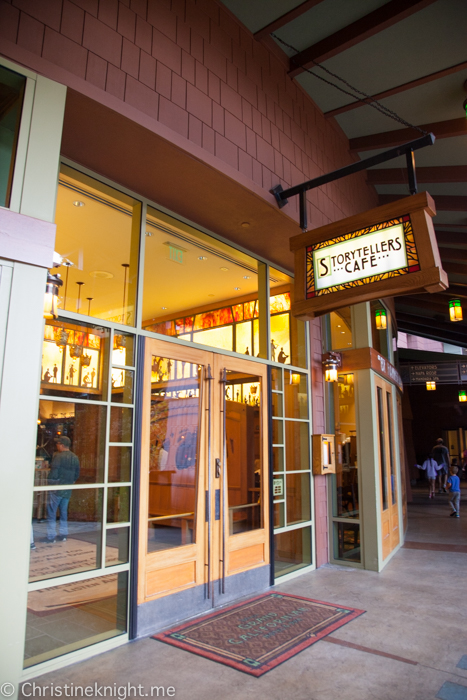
[20,491,467,700]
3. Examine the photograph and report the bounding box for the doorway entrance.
[137,339,269,623]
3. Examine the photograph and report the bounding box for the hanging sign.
[290,192,448,319]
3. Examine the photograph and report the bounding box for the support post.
[406,149,418,195]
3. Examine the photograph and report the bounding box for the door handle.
[215,458,221,478]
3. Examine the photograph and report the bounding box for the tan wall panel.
[228,544,264,574]
[146,561,196,598]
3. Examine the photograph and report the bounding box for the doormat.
[152,592,365,676]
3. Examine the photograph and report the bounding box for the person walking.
[415,455,444,498]
[432,438,450,493]
[447,465,461,517]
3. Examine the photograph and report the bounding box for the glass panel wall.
[28,319,135,667]
[330,307,353,350]
[272,367,313,578]
[270,268,307,368]
[54,165,141,326]
[0,64,25,207]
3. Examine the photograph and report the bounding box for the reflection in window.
[0,65,25,207]
[147,357,201,552]
[24,572,128,667]
[225,370,262,535]
[54,165,141,326]
[30,488,103,582]
[330,308,353,350]
[332,374,358,518]
[37,400,106,484]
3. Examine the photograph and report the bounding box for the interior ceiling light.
[161,307,168,310]
[73,200,85,207]
[89,270,114,279]
[459,390,467,403]
[198,256,207,260]
[234,287,241,291]
[220,267,229,271]
[241,222,250,228]
[243,275,251,279]
[145,231,153,236]
[426,381,436,391]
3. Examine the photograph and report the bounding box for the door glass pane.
[274,527,311,577]
[24,571,128,668]
[147,357,202,552]
[386,391,397,505]
[108,446,132,482]
[30,488,103,582]
[284,371,308,419]
[225,370,262,534]
[0,65,26,208]
[377,387,388,510]
[330,308,353,350]
[106,527,130,567]
[111,369,134,403]
[110,406,133,443]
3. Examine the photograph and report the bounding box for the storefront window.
[330,307,353,350]
[0,65,25,207]
[270,268,307,368]
[334,522,360,563]
[274,527,312,577]
[54,165,141,326]
[332,373,359,519]
[24,572,128,668]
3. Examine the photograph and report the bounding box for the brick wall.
[0,0,378,227]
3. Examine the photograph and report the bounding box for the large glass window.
[54,165,141,326]
[332,373,358,519]
[0,65,25,207]
[270,268,307,368]
[330,307,353,350]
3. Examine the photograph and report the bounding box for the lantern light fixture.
[449,299,463,322]
[426,381,436,391]
[323,352,341,383]
[44,272,63,320]
[290,371,301,385]
[375,308,387,330]
[459,390,467,403]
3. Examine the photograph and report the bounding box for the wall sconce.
[323,352,341,382]
[289,371,301,385]
[375,308,387,330]
[44,272,62,320]
[426,381,436,391]
[449,299,463,322]
[459,390,467,403]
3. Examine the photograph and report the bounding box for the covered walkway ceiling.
[221,0,467,346]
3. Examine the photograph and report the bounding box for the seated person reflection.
[46,436,80,543]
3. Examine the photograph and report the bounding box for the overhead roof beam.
[379,194,466,211]
[442,261,467,276]
[395,312,467,345]
[368,166,467,185]
[350,117,467,152]
[288,0,437,78]
[439,247,467,262]
[254,0,325,41]
[325,61,467,118]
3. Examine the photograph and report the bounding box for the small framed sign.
[290,192,448,319]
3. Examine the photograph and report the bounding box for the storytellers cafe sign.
[290,192,448,319]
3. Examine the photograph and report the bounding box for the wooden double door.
[138,339,269,607]
[375,375,400,559]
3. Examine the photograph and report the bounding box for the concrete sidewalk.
[19,498,467,700]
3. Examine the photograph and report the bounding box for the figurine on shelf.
[91,368,96,385]
[271,339,278,362]
[43,369,52,383]
[68,364,76,384]
[82,373,91,387]
[53,364,58,382]
[245,347,250,355]
[278,347,289,364]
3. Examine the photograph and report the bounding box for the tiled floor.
[20,490,467,700]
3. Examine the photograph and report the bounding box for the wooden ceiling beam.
[436,231,467,246]
[368,165,467,185]
[254,0,325,41]
[395,296,449,315]
[439,247,467,262]
[378,194,467,211]
[325,61,467,118]
[350,117,467,152]
[288,0,438,78]
[395,316,467,346]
